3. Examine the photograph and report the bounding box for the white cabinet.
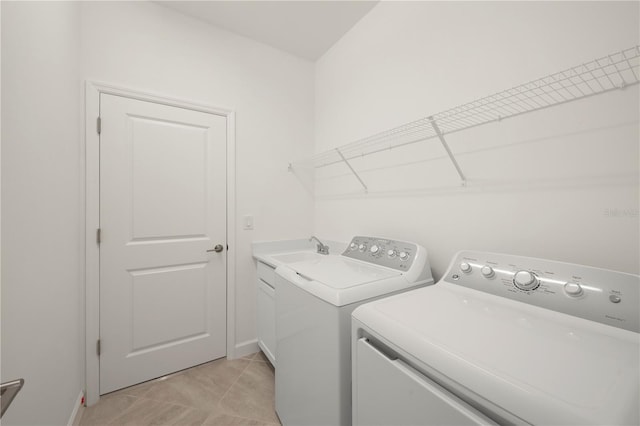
[257,261,276,366]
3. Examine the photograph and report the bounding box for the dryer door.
[353,338,496,426]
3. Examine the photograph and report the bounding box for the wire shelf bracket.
[288,45,640,191]
[336,148,368,193]
[428,116,467,185]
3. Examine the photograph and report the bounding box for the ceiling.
[158,1,378,61]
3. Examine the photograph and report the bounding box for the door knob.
[207,244,224,253]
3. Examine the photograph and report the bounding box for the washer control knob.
[460,262,472,273]
[564,282,583,297]
[481,266,495,278]
[387,249,396,258]
[358,244,366,252]
[370,245,379,254]
[349,243,358,251]
[399,251,409,261]
[513,270,539,291]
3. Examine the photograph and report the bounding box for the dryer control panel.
[342,236,418,272]
[445,250,640,333]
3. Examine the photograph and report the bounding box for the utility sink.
[271,252,323,264]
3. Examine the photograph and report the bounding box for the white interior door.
[99,93,227,394]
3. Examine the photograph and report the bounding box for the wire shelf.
[292,46,640,176]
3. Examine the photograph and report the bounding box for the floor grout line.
[80,393,142,426]
[215,354,280,425]
[82,353,277,425]
[123,363,248,413]
[216,355,255,406]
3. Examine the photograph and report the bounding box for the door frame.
[83,81,236,405]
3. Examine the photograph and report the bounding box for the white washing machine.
[275,236,433,426]
[352,250,640,425]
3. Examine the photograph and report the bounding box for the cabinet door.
[257,260,276,284]
[257,279,276,365]
[354,338,495,426]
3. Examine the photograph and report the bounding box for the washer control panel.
[343,236,417,272]
[445,251,639,333]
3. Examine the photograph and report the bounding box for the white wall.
[314,1,640,278]
[80,1,315,351]
[1,2,83,425]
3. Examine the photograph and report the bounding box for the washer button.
[481,266,495,278]
[564,282,583,297]
[609,294,622,303]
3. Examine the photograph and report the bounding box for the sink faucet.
[309,236,329,255]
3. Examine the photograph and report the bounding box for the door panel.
[99,94,227,394]
[130,116,208,239]
[130,263,208,350]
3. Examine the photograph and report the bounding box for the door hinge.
[96,228,101,244]
[97,117,102,134]
[97,339,101,356]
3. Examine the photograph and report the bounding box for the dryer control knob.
[481,266,495,278]
[513,270,539,291]
[399,252,409,261]
[387,249,397,258]
[349,243,358,251]
[370,245,379,254]
[564,282,583,297]
[460,262,472,273]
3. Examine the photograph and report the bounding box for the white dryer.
[352,251,639,425]
[275,236,433,426]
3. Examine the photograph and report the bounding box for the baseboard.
[233,339,259,359]
[68,390,85,426]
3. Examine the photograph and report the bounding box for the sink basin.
[271,252,323,263]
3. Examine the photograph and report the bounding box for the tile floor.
[79,351,280,426]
